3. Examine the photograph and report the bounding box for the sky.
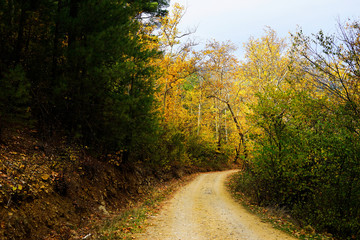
[169,0,360,58]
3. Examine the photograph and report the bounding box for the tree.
[243,27,289,92]
[0,0,55,137]
[200,40,248,162]
[155,3,197,120]
[292,20,360,119]
[0,0,170,163]
[235,23,360,239]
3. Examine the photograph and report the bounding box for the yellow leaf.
[18,185,22,191]
[42,174,50,181]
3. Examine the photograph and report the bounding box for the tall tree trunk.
[207,95,247,161]
[226,102,247,163]
[52,0,62,82]
[217,105,222,150]
[197,91,202,135]
[163,84,168,114]
[225,109,228,143]
[14,5,26,65]
[68,0,79,46]
[214,98,219,146]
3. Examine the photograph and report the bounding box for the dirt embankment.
[134,170,297,240]
[0,128,191,240]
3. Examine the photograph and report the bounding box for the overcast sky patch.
[170,0,360,58]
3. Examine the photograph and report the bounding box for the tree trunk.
[197,101,201,135]
[68,0,79,46]
[225,109,228,142]
[197,82,202,136]
[52,0,62,82]
[226,102,247,163]
[14,5,26,65]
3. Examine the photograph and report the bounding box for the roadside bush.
[238,88,360,239]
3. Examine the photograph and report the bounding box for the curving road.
[134,170,296,240]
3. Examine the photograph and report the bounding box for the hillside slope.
[0,127,193,239]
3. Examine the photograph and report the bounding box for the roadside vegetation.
[95,173,196,240]
[230,22,360,240]
[228,173,334,240]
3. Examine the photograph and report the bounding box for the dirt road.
[134,170,296,240]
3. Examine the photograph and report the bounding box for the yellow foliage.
[41,174,50,181]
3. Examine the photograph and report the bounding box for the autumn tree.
[199,40,248,162]
[243,27,289,92]
[155,3,197,122]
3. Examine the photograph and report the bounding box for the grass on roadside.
[96,206,151,239]
[227,172,334,240]
[95,174,195,240]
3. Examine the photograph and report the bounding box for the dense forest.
[0,0,359,239]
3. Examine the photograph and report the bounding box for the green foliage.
[0,0,170,164]
[241,85,360,239]
[145,125,229,170]
[229,173,334,240]
[233,22,360,239]
[52,0,162,154]
[147,126,188,168]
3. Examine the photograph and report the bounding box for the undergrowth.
[227,172,334,240]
